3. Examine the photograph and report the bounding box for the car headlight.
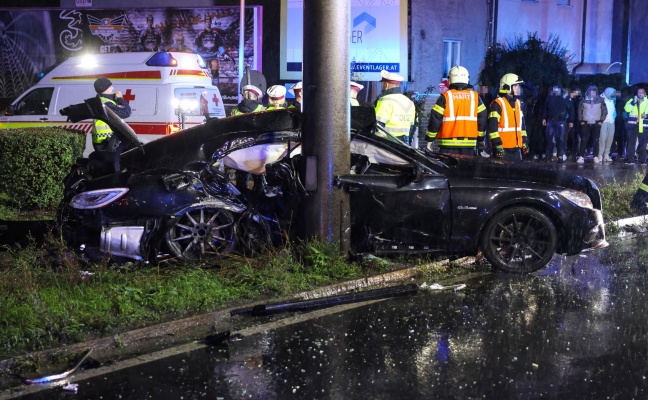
[558,190,593,209]
[70,188,129,209]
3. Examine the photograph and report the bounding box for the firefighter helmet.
[448,66,470,85]
[499,73,524,94]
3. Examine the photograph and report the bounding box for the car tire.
[481,206,558,273]
[165,207,237,260]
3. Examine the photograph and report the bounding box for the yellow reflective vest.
[92,97,116,144]
[375,92,415,138]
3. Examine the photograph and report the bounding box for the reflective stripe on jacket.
[432,90,484,147]
[375,93,415,137]
[92,97,116,144]
[490,97,524,149]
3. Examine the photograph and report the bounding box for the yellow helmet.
[499,73,523,94]
[448,66,469,85]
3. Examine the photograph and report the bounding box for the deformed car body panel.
[57,101,607,272]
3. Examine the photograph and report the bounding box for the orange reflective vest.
[491,97,523,149]
[437,90,479,139]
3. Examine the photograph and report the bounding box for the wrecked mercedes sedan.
[57,97,607,273]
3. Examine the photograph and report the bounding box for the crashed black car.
[57,97,607,273]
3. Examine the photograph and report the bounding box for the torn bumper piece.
[230,283,418,317]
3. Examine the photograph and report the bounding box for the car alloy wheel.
[481,207,558,273]
[165,207,236,260]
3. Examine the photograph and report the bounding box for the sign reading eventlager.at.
[279,0,409,82]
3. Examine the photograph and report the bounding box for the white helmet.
[499,73,524,94]
[448,66,469,85]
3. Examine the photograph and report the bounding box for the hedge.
[0,128,85,210]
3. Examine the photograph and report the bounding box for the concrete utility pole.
[301,0,351,251]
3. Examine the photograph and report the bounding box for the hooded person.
[598,87,617,162]
[266,85,288,110]
[577,85,607,163]
[231,85,265,116]
[541,83,574,163]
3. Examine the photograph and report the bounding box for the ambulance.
[0,51,226,156]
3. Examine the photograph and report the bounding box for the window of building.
[558,0,571,5]
[443,40,461,77]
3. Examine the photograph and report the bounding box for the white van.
[0,51,226,156]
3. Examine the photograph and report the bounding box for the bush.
[0,128,85,210]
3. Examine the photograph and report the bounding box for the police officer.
[488,73,529,162]
[92,77,131,152]
[231,85,265,116]
[266,85,288,110]
[374,70,416,144]
[288,81,303,111]
[426,66,487,155]
[350,81,364,106]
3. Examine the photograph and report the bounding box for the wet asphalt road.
[10,235,648,400]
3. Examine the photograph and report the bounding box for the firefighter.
[92,77,131,152]
[350,81,364,106]
[231,85,265,116]
[488,73,529,162]
[374,70,416,144]
[425,66,487,155]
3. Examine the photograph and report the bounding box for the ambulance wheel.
[165,207,237,260]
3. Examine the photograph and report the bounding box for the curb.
[0,256,477,376]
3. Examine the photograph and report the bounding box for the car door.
[1,87,57,129]
[337,138,451,254]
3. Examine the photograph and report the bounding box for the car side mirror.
[5,104,15,116]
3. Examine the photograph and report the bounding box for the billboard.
[0,7,262,106]
[279,0,408,82]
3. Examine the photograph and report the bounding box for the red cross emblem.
[212,93,220,107]
[122,89,136,104]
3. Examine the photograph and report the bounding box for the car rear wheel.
[481,207,558,273]
[165,207,236,260]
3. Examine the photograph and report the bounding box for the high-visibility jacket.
[92,97,116,144]
[488,96,526,149]
[427,89,486,147]
[374,91,415,138]
[624,98,648,133]
[231,103,265,116]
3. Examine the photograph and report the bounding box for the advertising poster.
[280,0,408,82]
[0,7,262,107]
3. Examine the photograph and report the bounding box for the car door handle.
[39,117,49,121]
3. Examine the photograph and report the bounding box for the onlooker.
[374,70,416,144]
[542,84,573,163]
[599,87,617,162]
[425,66,487,156]
[438,78,449,94]
[488,73,528,163]
[350,81,364,106]
[92,77,132,152]
[577,86,607,163]
[231,85,265,115]
[266,85,289,110]
[568,88,582,161]
[624,87,648,164]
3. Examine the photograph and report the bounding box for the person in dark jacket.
[92,77,132,152]
[542,84,574,163]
